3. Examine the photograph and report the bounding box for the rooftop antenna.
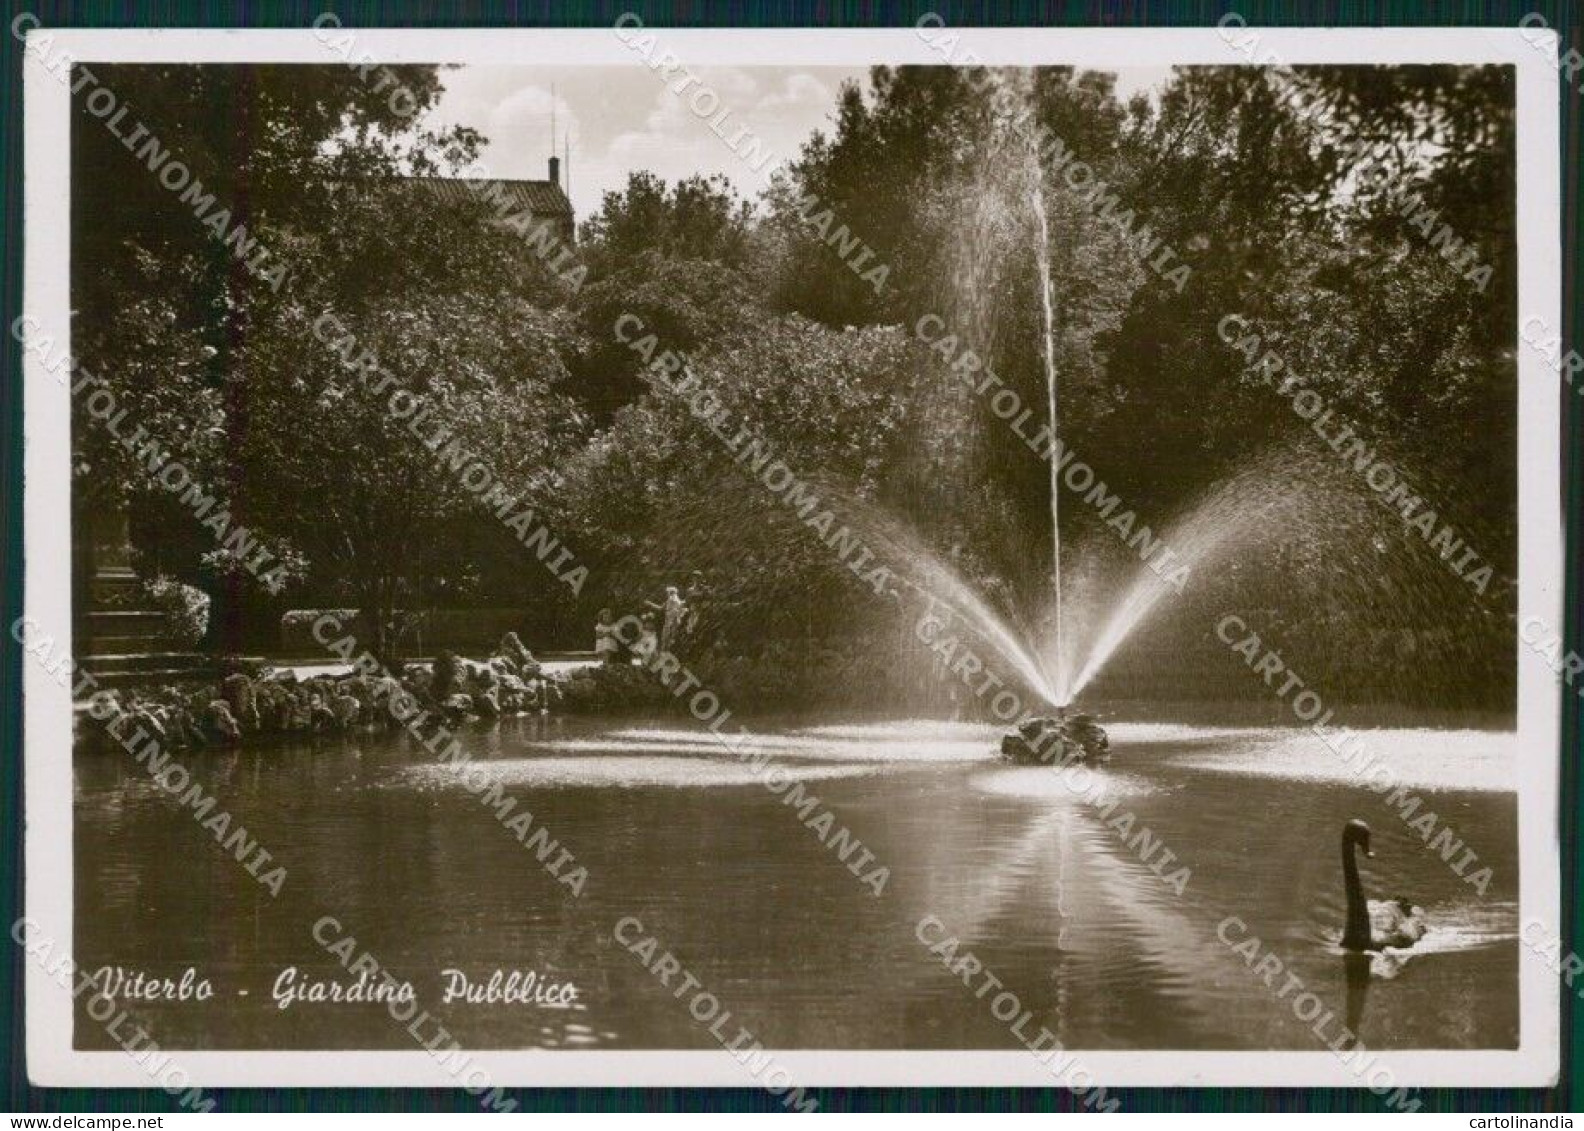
[564,129,571,200]
[550,83,556,168]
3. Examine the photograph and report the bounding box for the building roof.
[404,176,574,218]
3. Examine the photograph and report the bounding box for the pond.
[73,710,1517,1052]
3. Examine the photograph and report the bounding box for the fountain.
[999,710,1110,766]
[984,106,1115,763]
[965,76,1486,733]
[890,79,1344,730]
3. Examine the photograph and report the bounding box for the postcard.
[17,20,1566,1103]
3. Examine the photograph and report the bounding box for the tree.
[71,64,585,657]
[228,180,586,662]
[579,171,755,273]
[570,251,762,418]
[558,317,925,643]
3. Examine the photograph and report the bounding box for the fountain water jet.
[809,490,1062,709]
[1058,437,1494,702]
[1029,137,1069,705]
[1064,461,1297,701]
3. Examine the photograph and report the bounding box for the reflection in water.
[74,713,1517,1051]
[1344,952,1371,1040]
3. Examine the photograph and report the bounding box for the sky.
[423,65,1174,223]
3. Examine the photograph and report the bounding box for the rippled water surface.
[74,711,1517,1050]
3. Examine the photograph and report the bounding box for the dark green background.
[2,0,1576,1114]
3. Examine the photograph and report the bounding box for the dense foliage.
[74,62,1517,707]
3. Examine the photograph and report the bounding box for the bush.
[144,576,211,647]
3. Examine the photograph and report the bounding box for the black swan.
[1341,819,1427,951]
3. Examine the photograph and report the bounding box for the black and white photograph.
[15,20,1566,1103]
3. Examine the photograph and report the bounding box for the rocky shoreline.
[75,639,565,751]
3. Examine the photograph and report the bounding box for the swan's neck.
[1342,839,1371,950]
